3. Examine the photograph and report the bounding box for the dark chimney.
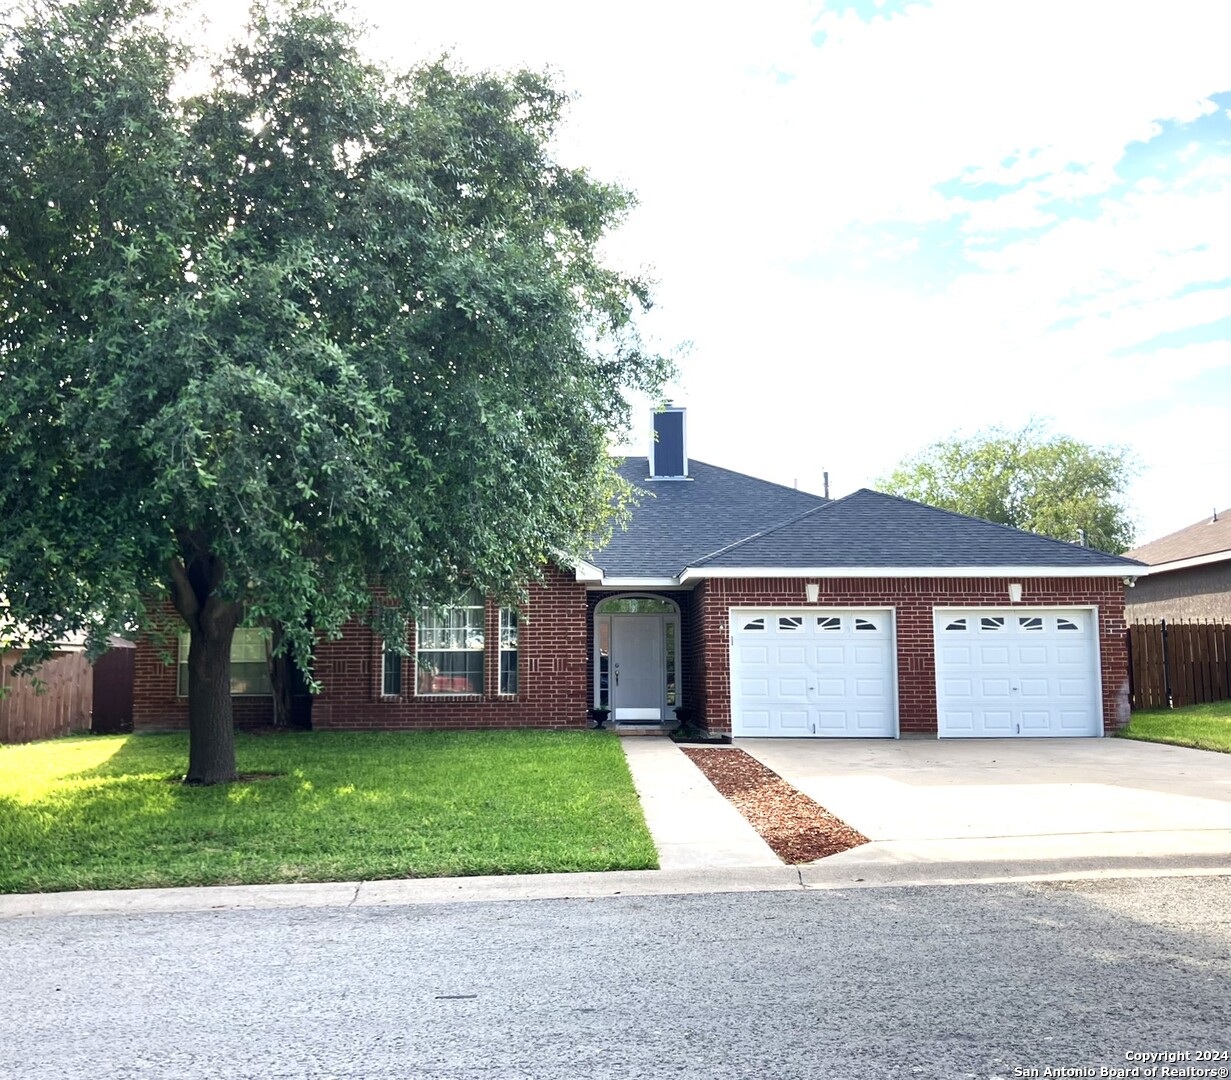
[649,407,687,478]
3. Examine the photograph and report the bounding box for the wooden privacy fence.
[0,648,93,743]
[1128,620,1231,710]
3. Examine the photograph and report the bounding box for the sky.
[194,0,1231,545]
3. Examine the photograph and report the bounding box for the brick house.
[1123,509,1231,621]
[133,408,1147,739]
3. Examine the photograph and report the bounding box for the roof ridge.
[615,455,829,502]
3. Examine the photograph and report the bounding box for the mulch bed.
[681,748,869,864]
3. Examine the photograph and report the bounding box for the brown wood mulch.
[681,747,869,864]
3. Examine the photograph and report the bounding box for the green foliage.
[879,422,1136,554]
[0,730,659,892]
[0,0,669,673]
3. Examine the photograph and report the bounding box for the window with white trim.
[665,617,677,707]
[382,641,404,696]
[177,627,272,697]
[417,589,484,695]
[817,616,841,632]
[499,608,519,695]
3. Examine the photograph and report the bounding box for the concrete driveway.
[738,737,1231,872]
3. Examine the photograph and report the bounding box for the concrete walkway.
[618,738,779,869]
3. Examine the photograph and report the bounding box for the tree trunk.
[185,619,239,784]
[168,537,242,785]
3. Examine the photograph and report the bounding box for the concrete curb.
[3,858,1229,920]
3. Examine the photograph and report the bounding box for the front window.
[416,589,484,695]
[382,641,403,696]
[177,627,272,697]
[499,608,519,695]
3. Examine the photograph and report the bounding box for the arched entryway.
[594,595,682,723]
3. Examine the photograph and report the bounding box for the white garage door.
[730,609,896,737]
[934,609,1101,738]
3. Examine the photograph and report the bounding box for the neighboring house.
[1123,510,1231,621]
[132,408,1147,739]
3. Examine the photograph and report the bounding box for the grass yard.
[1119,700,1231,754]
[0,729,658,894]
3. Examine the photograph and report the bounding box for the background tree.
[0,0,669,783]
[879,423,1136,554]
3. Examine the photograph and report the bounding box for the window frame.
[176,627,273,698]
[498,607,519,696]
[381,640,404,697]
[415,589,486,697]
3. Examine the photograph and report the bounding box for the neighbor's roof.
[587,458,826,578]
[1124,509,1231,568]
[687,489,1146,574]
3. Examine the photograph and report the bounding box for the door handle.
[614,663,620,686]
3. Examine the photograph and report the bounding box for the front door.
[611,615,664,721]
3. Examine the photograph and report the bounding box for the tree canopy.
[878,423,1137,554]
[0,0,669,780]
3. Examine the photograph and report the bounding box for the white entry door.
[934,609,1101,737]
[611,615,664,720]
[729,609,897,737]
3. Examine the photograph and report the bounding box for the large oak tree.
[0,0,668,782]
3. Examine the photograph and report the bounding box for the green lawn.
[0,730,658,894]
[1119,701,1231,754]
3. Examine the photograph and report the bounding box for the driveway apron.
[737,737,1231,869]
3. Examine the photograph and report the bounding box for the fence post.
[1161,618,1173,709]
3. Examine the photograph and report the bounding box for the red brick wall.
[132,571,1130,737]
[696,576,1130,737]
[132,566,591,732]
[310,565,589,731]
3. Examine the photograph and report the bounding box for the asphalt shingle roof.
[587,458,826,577]
[693,488,1146,571]
[1124,509,1231,566]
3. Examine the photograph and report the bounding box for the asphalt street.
[2,875,1229,1080]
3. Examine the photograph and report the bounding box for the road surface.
[2,875,1229,1079]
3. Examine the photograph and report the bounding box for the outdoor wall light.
[805,583,820,604]
[1008,583,1023,603]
